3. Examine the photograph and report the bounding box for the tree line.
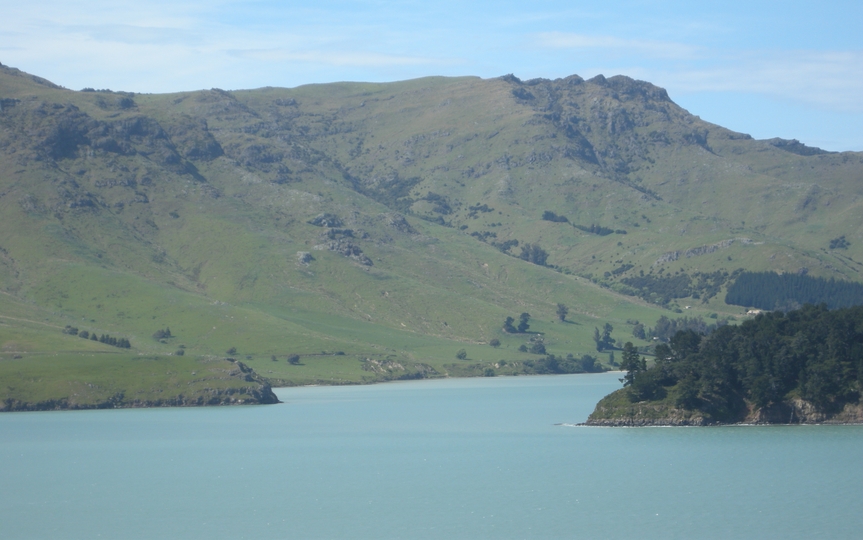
[541,210,626,236]
[725,271,863,311]
[647,315,726,342]
[64,326,131,348]
[619,269,740,306]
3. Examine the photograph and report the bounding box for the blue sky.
[2,0,861,150]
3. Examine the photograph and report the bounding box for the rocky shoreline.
[0,359,280,412]
[583,390,863,427]
[1,385,280,412]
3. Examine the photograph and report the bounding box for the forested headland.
[587,304,863,425]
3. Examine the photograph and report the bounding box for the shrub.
[153,328,172,339]
[528,342,546,355]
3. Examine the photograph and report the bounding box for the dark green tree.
[619,342,646,387]
[528,341,546,354]
[519,243,548,266]
[517,313,531,333]
[594,323,616,351]
[602,323,615,349]
[503,316,517,333]
[556,303,569,322]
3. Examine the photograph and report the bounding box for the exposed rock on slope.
[585,392,863,426]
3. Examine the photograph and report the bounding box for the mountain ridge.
[1,63,862,402]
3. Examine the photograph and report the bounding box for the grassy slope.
[1,66,862,407]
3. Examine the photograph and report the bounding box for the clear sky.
[2,0,861,151]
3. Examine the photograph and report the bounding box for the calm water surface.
[2,372,862,539]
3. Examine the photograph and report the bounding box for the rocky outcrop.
[296,251,314,265]
[307,213,343,227]
[585,392,863,426]
[584,397,713,426]
[654,238,751,264]
[326,238,373,266]
[743,398,863,425]
[378,212,417,234]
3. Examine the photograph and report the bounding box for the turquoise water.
[2,372,862,539]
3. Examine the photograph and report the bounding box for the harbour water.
[2,372,861,539]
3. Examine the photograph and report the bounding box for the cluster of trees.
[96,334,131,349]
[541,210,569,223]
[468,203,495,218]
[492,239,519,253]
[152,327,172,339]
[63,326,131,348]
[725,271,863,311]
[503,313,531,333]
[608,263,634,277]
[593,323,616,351]
[619,274,692,304]
[519,243,549,266]
[621,304,863,419]
[518,338,546,354]
[648,315,726,342]
[573,224,626,236]
[539,211,628,238]
[424,192,453,215]
[692,269,741,301]
[270,354,301,364]
[522,353,606,375]
[829,235,850,250]
[619,269,742,306]
[470,231,497,241]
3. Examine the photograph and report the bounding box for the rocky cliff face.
[585,390,863,426]
[742,398,863,425]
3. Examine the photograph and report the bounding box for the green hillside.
[1,64,862,406]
